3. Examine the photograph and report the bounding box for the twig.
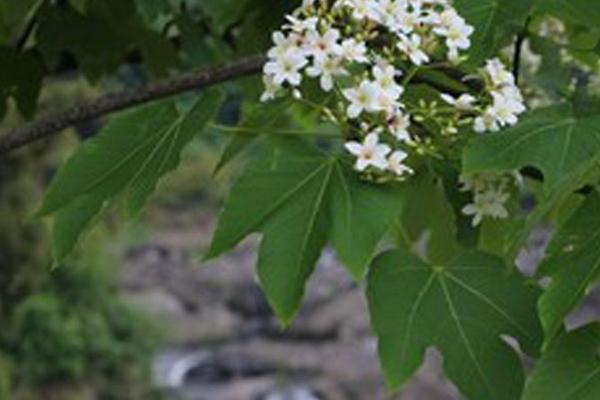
[0,55,267,156]
[13,0,46,51]
[513,17,532,85]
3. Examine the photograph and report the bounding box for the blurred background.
[2,1,600,399]
[0,70,466,400]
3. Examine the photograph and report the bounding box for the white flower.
[301,0,315,9]
[432,10,473,60]
[390,7,422,34]
[264,52,308,86]
[445,23,473,58]
[306,56,348,92]
[440,93,476,110]
[376,92,401,114]
[386,110,411,141]
[267,31,300,59]
[444,22,473,51]
[489,91,525,126]
[345,132,391,171]
[462,189,510,226]
[340,38,369,64]
[343,80,381,118]
[261,75,280,102]
[376,0,406,27]
[305,28,343,60]
[340,0,380,21]
[474,109,500,133]
[373,64,404,99]
[459,173,479,192]
[295,0,316,15]
[499,85,524,103]
[387,150,413,176]
[284,15,319,33]
[397,34,430,66]
[485,58,515,87]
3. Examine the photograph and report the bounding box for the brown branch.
[0,52,487,156]
[0,55,267,156]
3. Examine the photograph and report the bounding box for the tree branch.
[0,52,486,157]
[0,55,267,156]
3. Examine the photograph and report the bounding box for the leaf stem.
[209,123,340,138]
[402,66,420,87]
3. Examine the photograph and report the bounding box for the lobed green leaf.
[40,89,224,259]
[524,324,600,400]
[367,249,543,399]
[207,138,405,322]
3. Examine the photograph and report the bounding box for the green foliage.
[464,103,600,195]
[0,0,40,45]
[0,146,158,399]
[523,324,600,400]
[12,295,87,382]
[0,355,12,400]
[367,249,542,399]
[397,169,460,263]
[7,0,600,399]
[8,256,159,391]
[37,0,176,81]
[39,89,224,259]
[207,138,404,321]
[455,0,534,65]
[535,0,600,29]
[0,48,43,119]
[537,192,600,342]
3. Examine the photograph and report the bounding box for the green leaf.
[68,0,88,13]
[257,146,332,322]
[207,138,404,321]
[213,98,293,174]
[0,47,43,119]
[524,324,600,400]
[454,0,534,65]
[40,89,224,258]
[534,0,600,30]
[463,103,600,195]
[235,0,295,56]
[397,170,459,263]
[367,249,543,399]
[330,162,406,279]
[537,192,600,342]
[52,196,104,260]
[195,0,252,34]
[37,2,126,81]
[0,0,40,45]
[37,0,176,81]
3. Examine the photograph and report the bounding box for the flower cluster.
[460,172,517,227]
[473,59,527,133]
[262,0,481,178]
[261,0,526,224]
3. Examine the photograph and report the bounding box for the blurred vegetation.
[0,101,160,399]
[0,1,302,398]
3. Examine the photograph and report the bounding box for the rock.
[121,210,466,399]
[166,306,243,345]
[261,386,321,400]
[124,290,242,344]
[124,288,185,318]
[397,349,460,400]
[567,286,600,330]
[292,289,369,340]
[177,376,277,400]
[516,226,553,276]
